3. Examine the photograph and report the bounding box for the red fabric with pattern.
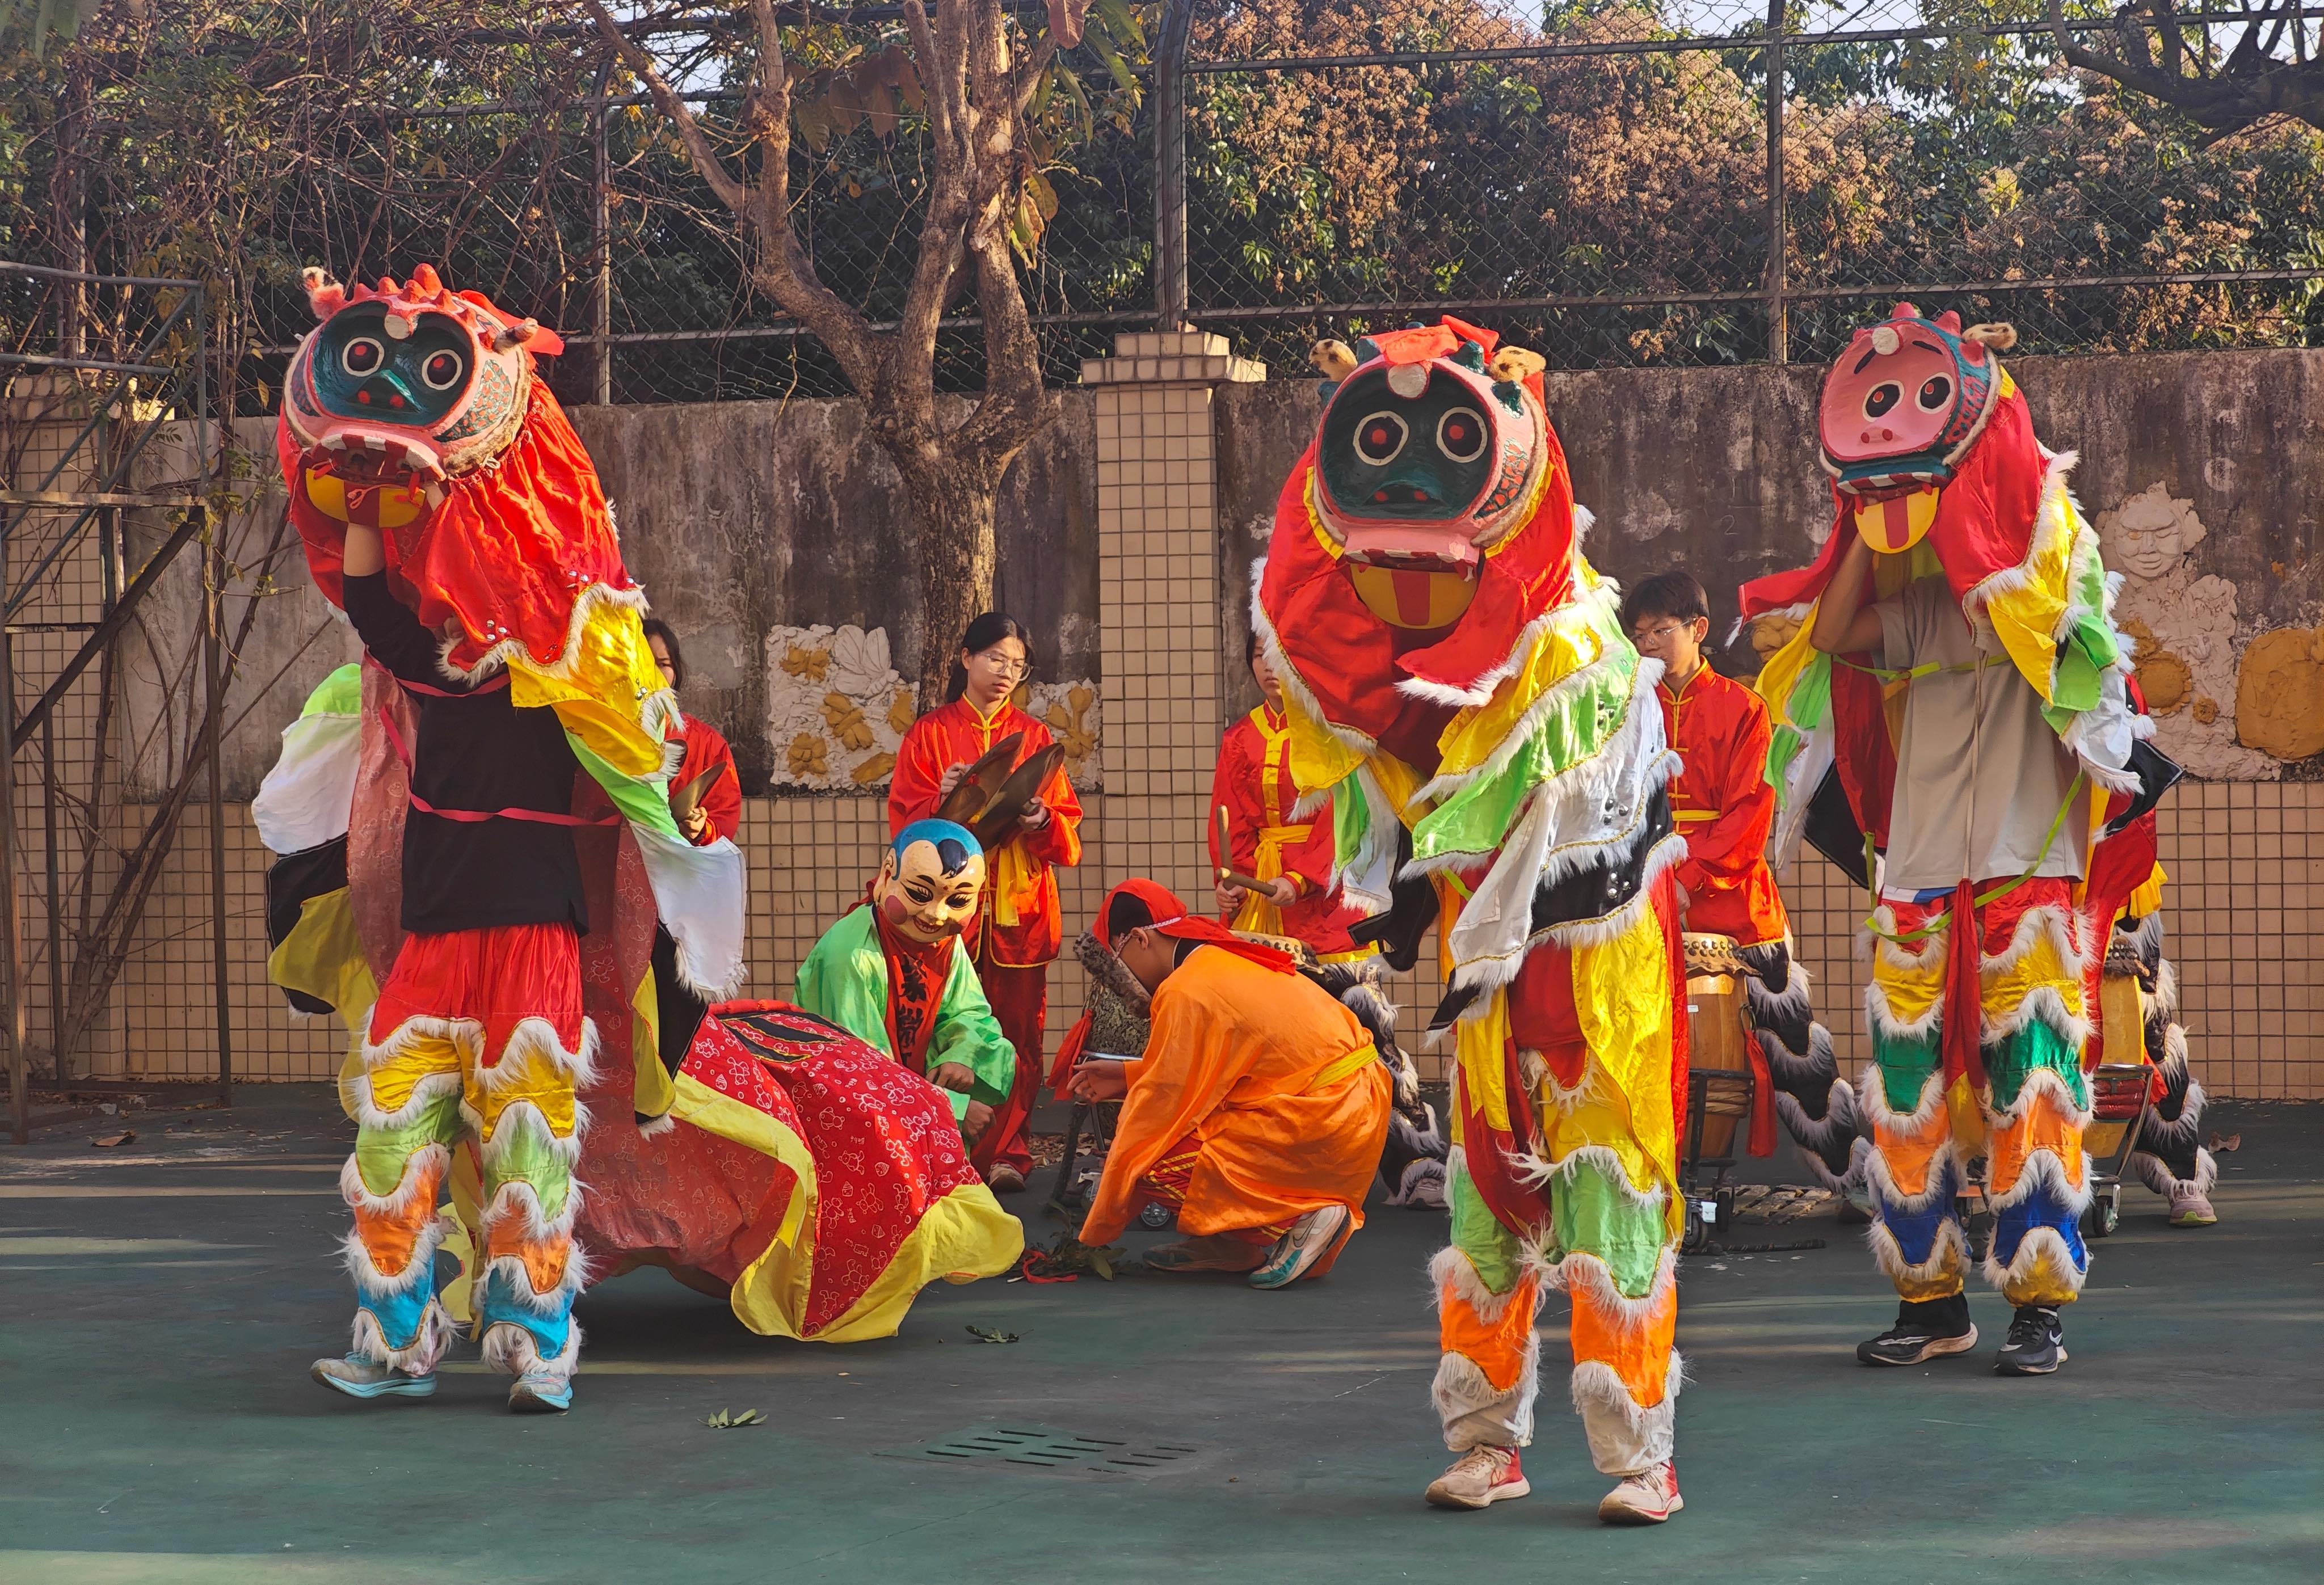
[717,1002,988,1335]
[574,998,989,1338]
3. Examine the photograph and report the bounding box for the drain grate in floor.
[881,1425,1199,1478]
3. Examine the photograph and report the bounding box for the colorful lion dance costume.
[1738,305,2180,1332]
[259,267,1007,1407]
[1256,319,1688,1514]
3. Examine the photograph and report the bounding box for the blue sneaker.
[508,1365,572,1414]
[311,1353,436,1401]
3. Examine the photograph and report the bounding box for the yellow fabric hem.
[730,1181,1023,1344]
[668,1070,819,1252]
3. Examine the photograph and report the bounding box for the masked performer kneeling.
[1067,880,1391,1288]
[794,820,1019,1148]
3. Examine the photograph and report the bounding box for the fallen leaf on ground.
[2207,1132,2242,1153]
[90,1131,134,1148]
[965,1325,1020,1344]
[702,1408,764,1429]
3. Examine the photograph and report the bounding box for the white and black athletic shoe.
[1855,1295,1978,1366]
[1993,1305,2066,1375]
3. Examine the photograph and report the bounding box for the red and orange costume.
[673,716,741,846]
[1657,666,1859,1187]
[889,698,1084,1175]
[1207,703,1373,959]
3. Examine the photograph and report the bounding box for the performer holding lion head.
[1740,305,2180,1375]
[1256,318,1689,1524]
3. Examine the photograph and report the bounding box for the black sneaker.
[1855,1295,1978,1365]
[1994,1305,2066,1375]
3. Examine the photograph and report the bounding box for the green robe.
[794,907,1016,1126]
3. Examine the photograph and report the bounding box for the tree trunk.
[897,448,1001,711]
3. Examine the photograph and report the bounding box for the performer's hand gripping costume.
[1739,305,2179,1370]
[1254,319,1689,1522]
[258,265,748,1408]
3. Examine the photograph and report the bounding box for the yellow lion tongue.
[1853,486,1941,554]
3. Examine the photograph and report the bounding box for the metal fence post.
[1,511,23,1143]
[1153,0,1194,328]
[199,285,231,1110]
[1764,0,1789,365]
[592,56,616,407]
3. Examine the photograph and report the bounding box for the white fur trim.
[1980,903,2091,982]
[1856,1059,1945,1134]
[1865,977,1943,1044]
[342,1069,464,1133]
[338,1143,450,1219]
[1980,983,2091,1052]
[469,1096,590,1167]
[1534,831,1688,952]
[636,1112,676,1139]
[1568,1348,1683,1426]
[350,1299,454,1375]
[1434,1333,1541,1452]
[473,1015,601,1094]
[360,1013,484,1072]
[340,1215,455,1297]
[1743,955,1814,1025]
[478,1174,582,1242]
[1429,1243,1528,1325]
[1981,1223,2087,1299]
[1983,1142,2092,1215]
[1529,1247,1679,1330]
[2128,1144,2216,1201]
[1395,605,1569,711]
[1862,1136,1961,1214]
[1506,1145,1670,1218]
[480,1316,583,1384]
[1866,1215,1968,1292]
[1983,1063,2094,1131]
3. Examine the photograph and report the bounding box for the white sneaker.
[1424,1445,1529,1510]
[1598,1460,1683,1524]
[1247,1203,1354,1288]
[310,1352,436,1401]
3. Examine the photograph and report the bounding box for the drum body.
[1683,933,1752,1160]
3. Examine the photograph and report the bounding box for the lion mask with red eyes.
[1254,315,1580,769]
[275,263,634,679]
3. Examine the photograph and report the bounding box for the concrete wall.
[63,343,2324,1102]
[1218,349,2324,773]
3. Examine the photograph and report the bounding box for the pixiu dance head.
[276,263,644,689]
[284,263,559,529]
[1306,322,1555,636]
[1819,302,2017,553]
[877,821,987,944]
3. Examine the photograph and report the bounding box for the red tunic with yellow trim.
[888,698,1084,967]
[1206,705,1370,958]
[1657,664,1788,950]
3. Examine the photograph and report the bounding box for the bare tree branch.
[2052,1,2324,135]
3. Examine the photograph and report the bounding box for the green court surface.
[3,1087,2317,1584]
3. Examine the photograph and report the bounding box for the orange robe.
[1207,704,1374,959]
[889,698,1083,968]
[1079,946,1391,1251]
[1658,664,1788,948]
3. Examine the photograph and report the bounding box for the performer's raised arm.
[1809,529,1883,656]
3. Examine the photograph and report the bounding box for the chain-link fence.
[1179,1,2324,373]
[2,4,2319,404]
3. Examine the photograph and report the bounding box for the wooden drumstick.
[1214,806,1267,893]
